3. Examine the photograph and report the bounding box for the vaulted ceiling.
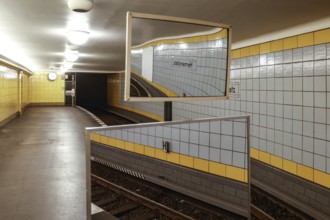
[0,0,330,73]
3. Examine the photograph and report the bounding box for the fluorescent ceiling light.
[65,50,79,62]
[67,30,90,45]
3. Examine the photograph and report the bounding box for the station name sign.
[172,58,196,70]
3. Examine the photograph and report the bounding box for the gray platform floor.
[0,106,99,220]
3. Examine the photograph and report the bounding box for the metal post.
[164,102,172,121]
[72,74,75,107]
[85,129,92,220]
[18,71,22,116]
[247,116,251,220]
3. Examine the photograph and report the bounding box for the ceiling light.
[68,0,93,13]
[67,43,79,51]
[67,30,89,45]
[63,61,74,69]
[65,50,79,62]
[60,65,67,73]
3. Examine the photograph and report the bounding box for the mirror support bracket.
[164,101,172,121]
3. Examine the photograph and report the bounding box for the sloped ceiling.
[0,0,329,72]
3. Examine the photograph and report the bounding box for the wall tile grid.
[131,38,228,97]
[131,53,142,75]
[173,42,330,187]
[153,38,227,96]
[121,29,330,188]
[0,66,18,122]
[29,72,64,104]
[91,116,249,182]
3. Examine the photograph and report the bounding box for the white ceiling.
[0,0,330,73]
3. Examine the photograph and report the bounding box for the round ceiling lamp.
[67,30,89,45]
[68,0,93,13]
[65,50,79,62]
[63,61,74,69]
[60,65,67,73]
[67,43,79,51]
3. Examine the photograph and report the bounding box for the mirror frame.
[125,11,232,101]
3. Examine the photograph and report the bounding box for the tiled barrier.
[86,116,250,218]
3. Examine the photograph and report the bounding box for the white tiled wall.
[131,53,142,74]
[173,43,330,174]
[131,37,228,96]
[94,117,249,169]
[126,39,330,175]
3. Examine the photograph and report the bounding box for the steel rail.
[91,174,194,220]
[250,204,275,220]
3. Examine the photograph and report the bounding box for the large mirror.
[125,12,231,101]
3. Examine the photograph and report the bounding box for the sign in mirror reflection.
[125,12,232,101]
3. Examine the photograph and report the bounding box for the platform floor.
[0,106,99,220]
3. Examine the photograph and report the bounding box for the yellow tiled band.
[133,29,228,50]
[131,71,177,97]
[232,28,330,59]
[112,104,163,122]
[251,148,330,189]
[91,133,248,183]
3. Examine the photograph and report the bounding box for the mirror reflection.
[126,12,231,101]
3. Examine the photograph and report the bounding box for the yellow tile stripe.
[232,28,330,59]
[111,104,163,122]
[251,147,330,189]
[90,134,248,183]
[133,29,228,50]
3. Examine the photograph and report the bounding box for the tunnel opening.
[75,73,108,109]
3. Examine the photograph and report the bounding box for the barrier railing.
[85,115,250,219]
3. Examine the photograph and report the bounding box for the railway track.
[88,108,315,220]
[91,161,245,220]
[251,205,274,220]
[92,174,194,220]
[91,160,309,220]
[84,107,134,125]
[251,186,314,220]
